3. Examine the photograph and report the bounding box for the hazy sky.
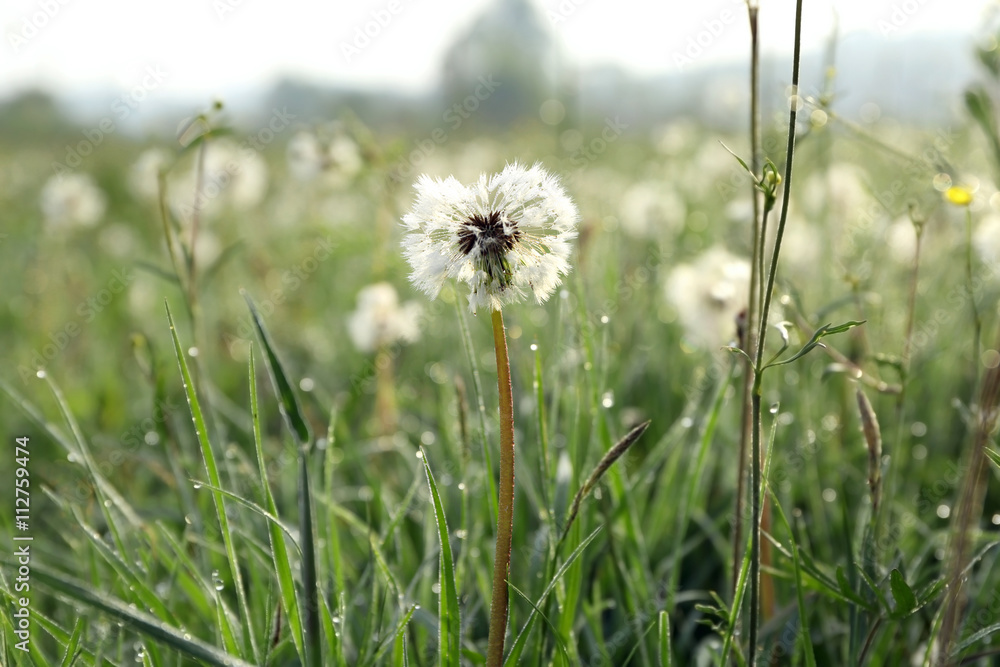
[1,0,994,104]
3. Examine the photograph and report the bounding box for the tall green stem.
[487,308,515,667]
[747,0,803,663]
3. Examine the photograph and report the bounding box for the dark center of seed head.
[458,210,521,287]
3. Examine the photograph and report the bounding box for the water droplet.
[937,504,951,519]
[431,583,441,594]
[187,346,199,357]
[415,450,424,460]
[193,482,202,490]
[769,403,780,414]
[212,570,224,591]
[530,343,538,351]
[456,529,468,539]
[332,616,342,625]
[991,513,1000,526]
[457,482,466,491]
[601,391,614,409]
[184,515,193,525]
[680,417,693,429]
[821,488,837,503]
[600,315,609,324]
[299,377,315,392]
[36,369,47,379]
[67,452,79,463]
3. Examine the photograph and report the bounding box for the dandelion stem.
[487,308,515,667]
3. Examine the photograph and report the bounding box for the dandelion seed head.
[40,172,106,230]
[347,282,421,353]
[401,162,578,313]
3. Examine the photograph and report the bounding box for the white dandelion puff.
[401,162,578,313]
[347,282,422,353]
[40,173,106,230]
[665,245,751,350]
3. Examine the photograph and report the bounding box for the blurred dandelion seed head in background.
[347,282,422,353]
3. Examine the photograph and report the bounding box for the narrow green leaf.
[836,566,871,608]
[503,526,603,666]
[57,618,85,667]
[421,448,461,667]
[33,566,255,667]
[250,347,306,660]
[889,569,916,618]
[165,300,256,659]
[658,611,672,667]
[242,290,312,445]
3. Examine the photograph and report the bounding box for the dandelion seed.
[401,162,578,313]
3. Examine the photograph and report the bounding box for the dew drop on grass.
[415,450,424,460]
[530,343,538,351]
[184,515,193,525]
[680,417,693,429]
[769,403,780,414]
[992,514,1000,526]
[212,570,224,591]
[936,505,950,519]
[456,529,467,539]
[601,391,614,408]
[432,583,441,594]
[67,452,79,463]
[600,315,609,324]
[193,482,202,490]
[187,346,199,357]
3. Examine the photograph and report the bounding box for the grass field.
[2,4,1000,666]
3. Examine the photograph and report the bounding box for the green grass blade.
[769,489,817,667]
[240,293,319,666]
[658,610,672,667]
[503,525,603,666]
[57,617,84,667]
[249,346,306,660]
[455,300,498,527]
[420,447,461,667]
[165,300,258,661]
[242,290,312,445]
[33,566,256,667]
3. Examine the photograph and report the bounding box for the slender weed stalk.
[745,0,804,661]
[733,0,761,601]
[938,322,1000,662]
